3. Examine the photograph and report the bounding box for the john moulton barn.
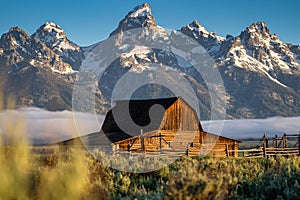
[58,97,239,157]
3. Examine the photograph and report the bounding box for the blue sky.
[1,0,299,46]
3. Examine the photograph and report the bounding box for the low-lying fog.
[0,107,299,144]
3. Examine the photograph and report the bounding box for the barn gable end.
[159,98,203,132]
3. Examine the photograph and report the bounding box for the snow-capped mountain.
[0,26,73,74]
[180,20,300,117]
[32,22,84,70]
[0,3,299,119]
[110,3,169,48]
[110,3,157,36]
[181,20,225,51]
[0,25,107,112]
[216,22,299,77]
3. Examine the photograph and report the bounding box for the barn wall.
[179,99,202,131]
[189,132,239,157]
[114,132,169,151]
[159,100,181,130]
[114,130,239,157]
[159,99,201,131]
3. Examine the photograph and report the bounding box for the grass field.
[1,139,300,199]
[1,120,299,199]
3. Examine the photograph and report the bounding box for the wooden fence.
[31,133,300,158]
[230,133,300,158]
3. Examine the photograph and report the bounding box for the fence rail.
[228,148,300,158]
[230,133,300,158]
[28,133,300,158]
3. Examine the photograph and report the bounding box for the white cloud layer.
[202,116,300,139]
[0,107,299,144]
[0,107,105,144]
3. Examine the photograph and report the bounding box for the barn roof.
[102,97,179,142]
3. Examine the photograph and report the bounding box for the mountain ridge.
[0,3,299,119]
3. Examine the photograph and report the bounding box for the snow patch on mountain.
[263,71,287,88]
[121,45,152,58]
[51,66,75,74]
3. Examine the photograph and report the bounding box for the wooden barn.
[58,97,240,157]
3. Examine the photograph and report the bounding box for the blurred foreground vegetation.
[1,139,300,199]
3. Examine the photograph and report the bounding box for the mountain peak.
[237,21,273,52]
[32,21,81,54]
[7,26,30,38]
[0,26,31,50]
[41,22,64,33]
[180,20,224,50]
[110,3,156,36]
[129,3,151,18]
[43,21,61,28]
[187,20,209,35]
[33,22,66,42]
[245,21,271,37]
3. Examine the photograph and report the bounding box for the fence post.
[127,144,130,152]
[199,131,203,144]
[263,134,267,158]
[159,133,162,151]
[283,133,287,148]
[275,134,278,148]
[112,144,115,154]
[186,143,189,156]
[226,144,229,157]
[298,131,300,156]
[141,129,145,152]
[234,141,238,157]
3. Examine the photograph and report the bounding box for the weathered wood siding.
[159,99,202,131]
[115,130,239,157]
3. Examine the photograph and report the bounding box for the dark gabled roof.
[102,97,179,142]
